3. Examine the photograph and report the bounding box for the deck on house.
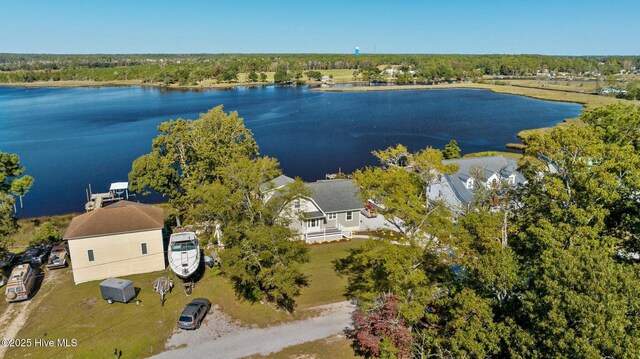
[304,226,353,243]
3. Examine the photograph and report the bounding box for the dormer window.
[294,200,301,210]
[466,178,475,189]
[486,173,500,188]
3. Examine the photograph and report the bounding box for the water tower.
[354,47,359,56]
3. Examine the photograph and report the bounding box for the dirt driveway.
[0,268,62,357]
[151,301,354,359]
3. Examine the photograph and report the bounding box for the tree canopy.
[0,152,33,250]
[129,106,309,311]
[129,105,258,224]
[2,53,637,85]
[338,103,640,358]
[442,139,461,159]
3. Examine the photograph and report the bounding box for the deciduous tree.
[129,106,258,224]
[130,106,309,311]
[0,152,33,249]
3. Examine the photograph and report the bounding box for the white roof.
[109,182,129,191]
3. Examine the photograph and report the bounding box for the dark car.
[0,252,16,268]
[178,298,211,330]
[20,246,48,266]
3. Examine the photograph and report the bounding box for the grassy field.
[313,82,630,111]
[247,334,356,359]
[6,214,77,252]
[4,236,365,358]
[0,69,357,89]
[499,79,601,94]
[314,69,356,83]
[463,151,523,160]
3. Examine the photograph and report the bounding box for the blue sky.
[1,0,638,55]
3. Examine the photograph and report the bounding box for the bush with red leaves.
[347,294,413,358]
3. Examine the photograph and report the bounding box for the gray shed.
[99,277,136,304]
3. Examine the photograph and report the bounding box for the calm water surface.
[0,86,582,216]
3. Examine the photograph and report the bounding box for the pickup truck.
[46,243,69,270]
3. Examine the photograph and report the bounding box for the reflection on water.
[0,86,583,216]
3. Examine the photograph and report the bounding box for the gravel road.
[151,301,354,359]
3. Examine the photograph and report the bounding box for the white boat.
[168,232,201,279]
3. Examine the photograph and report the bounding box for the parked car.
[5,263,37,302]
[178,298,211,330]
[0,252,16,268]
[46,243,69,270]
[20,246,48,266]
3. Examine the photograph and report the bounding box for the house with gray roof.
[260,174,295,202]
[272,178,364,243]
[428,155,526,212]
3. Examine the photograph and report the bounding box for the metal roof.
[109,182,129,191]
[443,156,523,182]
[441,155,525,205]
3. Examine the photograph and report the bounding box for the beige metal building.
[64,201,166,284]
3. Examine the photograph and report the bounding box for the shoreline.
[0,79,269,89]
[1,79,625,109]
[4,79,630,144]
[310,82,625,111]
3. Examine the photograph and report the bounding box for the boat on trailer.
[168,232,201,280]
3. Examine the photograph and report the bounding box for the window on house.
[346,212,353,220]
[141,243,148,255]
[308,219,319,227]
[294,200,301,210]
[466,178,475,189]
[327,213,336,220]
[88,249,94,262]
[508,175,516,185]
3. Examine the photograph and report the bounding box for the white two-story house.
[428,155,526,213]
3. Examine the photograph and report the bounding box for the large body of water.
[0,85,582,217]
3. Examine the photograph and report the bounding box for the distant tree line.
[1,54,638,85]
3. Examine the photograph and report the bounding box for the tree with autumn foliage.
[349,294,413,358]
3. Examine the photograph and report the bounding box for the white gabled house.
[264,176,364,243]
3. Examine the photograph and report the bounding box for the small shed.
[99,277,136,304]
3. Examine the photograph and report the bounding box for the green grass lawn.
[247,334,357,359]
[318,69,356,83]
[297,239,364,308]
[5,238,366,358]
